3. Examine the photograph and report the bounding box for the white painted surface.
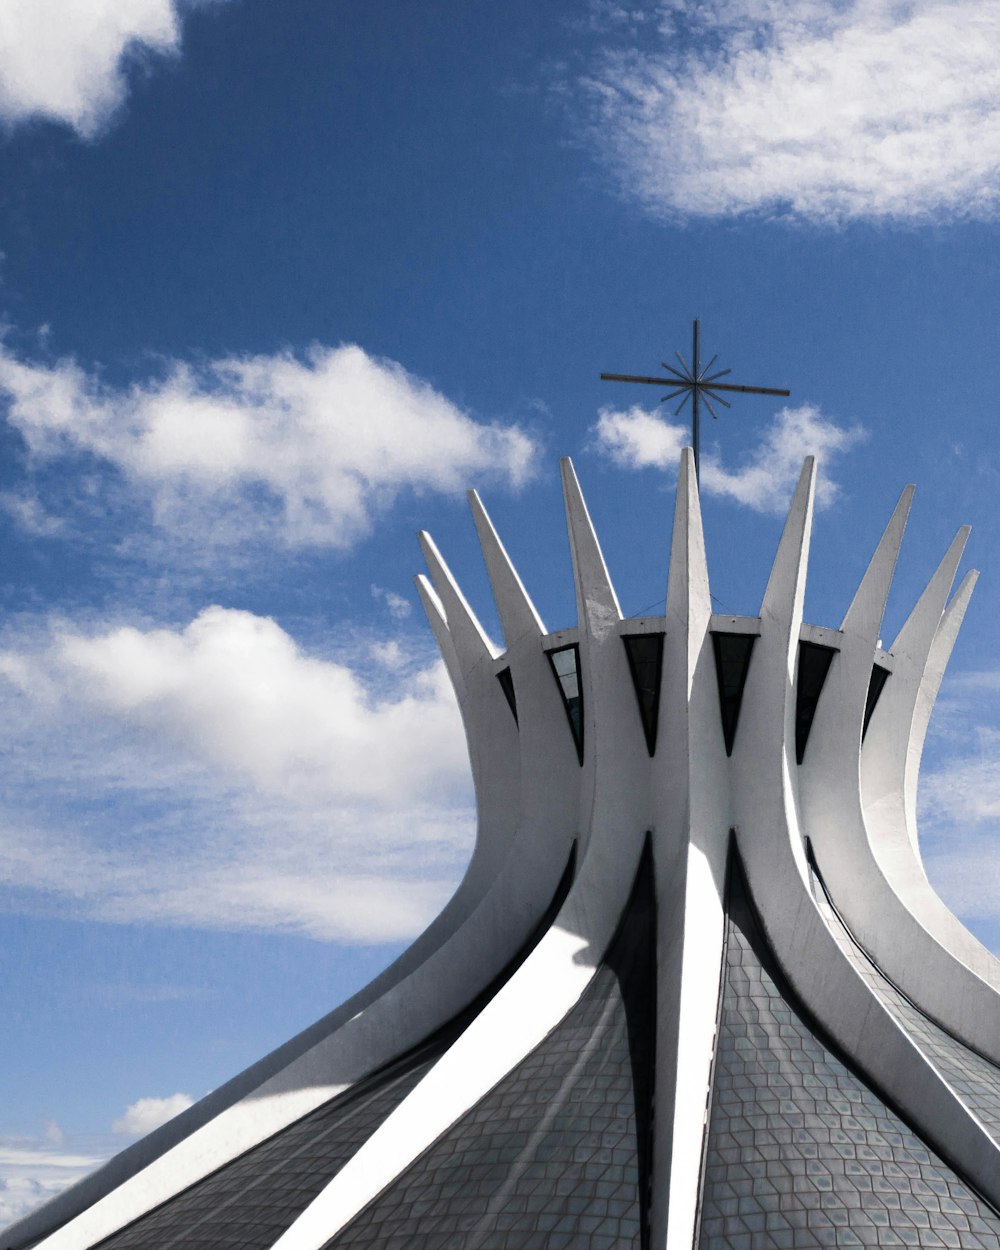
[22,509,575,1250]
[273,458,652,1250]
[734,462,1000,1210]
[798,491,1000,1061]
[651,450,730,1250]
[18,450,1000,1250]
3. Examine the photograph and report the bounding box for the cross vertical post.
[692,318,701,483]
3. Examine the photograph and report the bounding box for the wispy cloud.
[112,1094,193,1137]
[592,403,865,512]
[918,672,1000,928]
[0,608,474,942]
[0,0,226,139]
[371,585,413,621]
[583,0,1000,224]
[0,1136,106,1229]
[0,490,65,537]
[0,343,538,553]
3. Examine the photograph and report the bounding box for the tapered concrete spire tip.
[560,457,622,628]
[419,528,498,665]
[467,488,545,643]
[666,443,711,625]
[760,457,816,624]
[840,483,915,637]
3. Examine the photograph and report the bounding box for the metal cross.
[600,319,790,484]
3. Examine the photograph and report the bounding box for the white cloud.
[0,608,474,942]
[921,721,1000,899]
[112,1094,193,1137]
[0,343,536,552]
[371,640,407,670]
[923,746,1000,832]
[371,585,413,620]
[593,404,688,472]
[0,489,65,537]
[0,1140,105,1229]
[915,672,1000,928]
[923,828,1000,904]
[585,0,1000,223]
[0,0,223,138]
[32,606,468,804]
[593,403,865,512]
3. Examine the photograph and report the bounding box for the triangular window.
[496,666,518,724]
[862,664,890,740]
[795,641,837,764]
[711,632,756,757]
[547,644,584,765]
[622,633,665,756]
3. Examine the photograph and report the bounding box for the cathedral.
[8,450,1000,1250]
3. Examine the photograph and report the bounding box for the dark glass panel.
[329,841,656,1250]
[547,644,584,765]
[495,666,517,724]
[622,632,665,757]
[710,632,756,757]
[90,1046,443,1250]
[89,846,578,1250]
[698,847,1000,1249]
[794,640,837,764]
[808,846,1000,1140]
[862,662,891,739]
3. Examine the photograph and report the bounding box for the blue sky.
[3,0,1000,1225]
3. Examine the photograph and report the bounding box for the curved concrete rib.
[858,569,1000,1022]
[468,488,585,867]
[414,537,521,895]
[23,563,575,1250]
[864,526,971,838]
[412,572,516,920]
[840,484,914,639]
[19,450,1000,1250]
[652,447,731,1250]
[415,575,461,696]
[840,524,1000,1058]
[896,567,979,867]
[269,462,650,1250]
[273,822,647,1250]
[743,456,816,881]
[418,530,499,670]
[464,487,583,858]
[560,457,649,861]
[14,583,525,1250]
[732,460,1000,1214]
[468,488,546,650]
[560,457,622,631]
[31,817,575,1250]
[801,494,1000,1066]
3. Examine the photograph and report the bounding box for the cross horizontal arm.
[600,372,674,385]
[600,372,789,398]
[709,383,790,397]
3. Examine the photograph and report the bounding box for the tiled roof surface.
[328,847,655,1250]
[81,848,580,1250]
[699,856,1000,1250]
[90,1045,440,1250]
[810,862,1000,1143]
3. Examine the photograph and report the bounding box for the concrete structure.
[8,451,1000,1250]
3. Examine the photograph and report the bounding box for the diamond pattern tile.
[327,846,656,1250]
[810,863,1000,1143]
[699,854,1000,1249]
[82,849,579,1250]
[91,1046,439,1250]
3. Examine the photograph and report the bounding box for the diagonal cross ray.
[601,319,790,483]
